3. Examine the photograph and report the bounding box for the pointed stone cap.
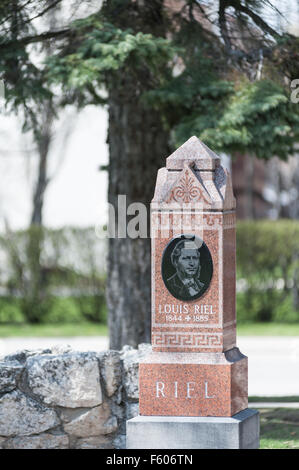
[152,137,236,210]
[166,136,221,171]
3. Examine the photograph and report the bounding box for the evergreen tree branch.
[23,0,64,26]
[235,2,281,38]
[221,0,281,39]
[218,0,233,53]
[0,27,70,51]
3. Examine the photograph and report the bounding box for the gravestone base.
[139,349,248,417]
[126,409,259,449]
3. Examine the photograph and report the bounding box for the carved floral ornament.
[166,167,211,205]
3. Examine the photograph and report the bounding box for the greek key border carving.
[152,332,222,348]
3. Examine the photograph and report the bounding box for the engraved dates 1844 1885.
[161,234,213,301]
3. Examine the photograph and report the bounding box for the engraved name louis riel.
[167,238,204,299]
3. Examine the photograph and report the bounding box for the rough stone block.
[100,351,122,397]
[0,390,59,436]
[75,436,114,449]
[63,403,118,437]
[0,437,7,449]
[0,361,23,393]
[26,352,102,408]
[121,344,152,400]
[4,433,69,449]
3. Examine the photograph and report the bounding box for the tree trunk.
[25,103,54,323]
[31,102,53,226]
[107,76,170,349]
[104,0,170,349]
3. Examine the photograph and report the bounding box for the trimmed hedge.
[236,220,299,323]
[0,227,107,324]
[0,221,298,324]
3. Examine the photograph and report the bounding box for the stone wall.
[0,343,151,449]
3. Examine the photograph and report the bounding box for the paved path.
[1,336,299,398]
[239,337,299,397]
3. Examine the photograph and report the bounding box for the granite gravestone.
[126,137,259,449]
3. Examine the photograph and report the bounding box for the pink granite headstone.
[139,136,248,417]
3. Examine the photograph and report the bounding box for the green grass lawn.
[249,396,299,403]
[259,408,299,449]
[0,322,108,337]
[0,322,299,338]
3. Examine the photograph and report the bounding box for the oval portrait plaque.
[161,234,213,301]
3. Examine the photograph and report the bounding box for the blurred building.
[232,154,271,220]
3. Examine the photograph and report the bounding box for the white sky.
[0,106,109,231]
[45,106,109,230]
